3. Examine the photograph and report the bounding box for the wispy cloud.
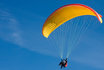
[0,9,23,46]
[0,8,53,57]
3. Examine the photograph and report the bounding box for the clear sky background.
[0,0,104,70]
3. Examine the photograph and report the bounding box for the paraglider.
[42,4,102,68]
[42,4,102,38]
[59,58,67,69]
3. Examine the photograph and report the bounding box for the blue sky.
[0,0,104,70]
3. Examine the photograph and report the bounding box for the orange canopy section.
[42,4,102,38]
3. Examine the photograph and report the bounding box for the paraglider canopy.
[42,4,102,38]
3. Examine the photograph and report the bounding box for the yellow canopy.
[42,4,102,38]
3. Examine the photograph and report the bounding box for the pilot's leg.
[64,66,65,68]
[59,63,61,66]
[61,66,63,69]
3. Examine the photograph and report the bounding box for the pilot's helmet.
[63,59,66,64]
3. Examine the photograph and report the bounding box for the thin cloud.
[0,9,23,46]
